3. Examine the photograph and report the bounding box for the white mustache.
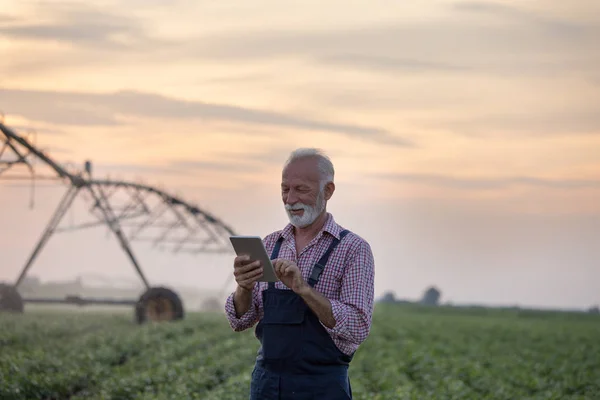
[285,203,309,211]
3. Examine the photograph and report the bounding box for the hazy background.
[1,0,599,310]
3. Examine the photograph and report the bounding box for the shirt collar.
[280,212,341,241]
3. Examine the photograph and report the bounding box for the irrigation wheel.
[135,286,184,324]
[0,283,24,313]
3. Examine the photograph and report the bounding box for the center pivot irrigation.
[0,115,238,323]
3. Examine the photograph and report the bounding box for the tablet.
[229,236,279,282]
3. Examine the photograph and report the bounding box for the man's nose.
[285,190,299,204]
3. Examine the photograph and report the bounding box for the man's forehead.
[282,158,320,182]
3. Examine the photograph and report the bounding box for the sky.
[0,0,599,310]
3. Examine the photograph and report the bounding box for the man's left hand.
[273,259,308,294]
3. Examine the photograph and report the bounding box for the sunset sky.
[1,0,599,310]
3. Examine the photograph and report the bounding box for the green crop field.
[1,303,599,399]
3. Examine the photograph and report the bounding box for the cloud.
[2,1,597,81]
[314,54,471,74]
[0,14,16,23]
[371,172,600,190]
[89,157,271,181]
[450,1,586,34]
[86,147,365,179]
[0,3,152,50]
[0,4,164,79]
[311,87,474,113]
[4,125,66,136]
[41,145,73,155]
[421,111,600,136]
[91,162,192,177]
[174,5,597,78]
[170,159,267,173]
[202,73,274,85]
[0,89,120,125]
[0,88,412,146]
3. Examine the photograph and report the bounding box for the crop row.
[1,304,599,399]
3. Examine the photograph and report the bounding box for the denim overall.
[250,230,353,399]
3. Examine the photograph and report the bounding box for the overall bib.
[250,230,353,400]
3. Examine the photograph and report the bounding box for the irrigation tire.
[135,286,184,324]
[0,283,24,313]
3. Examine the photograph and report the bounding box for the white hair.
[284,148,334,189]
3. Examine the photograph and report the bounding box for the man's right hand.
[233,255,263,291]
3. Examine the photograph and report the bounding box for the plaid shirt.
[224,213,375,356]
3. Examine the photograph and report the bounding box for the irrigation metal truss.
[0,113,238,323]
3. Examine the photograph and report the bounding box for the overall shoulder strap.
[308,229,350,287]
[268,236,285,289]
[270,236,284,260]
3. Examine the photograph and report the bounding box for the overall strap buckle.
[308,230,350,287]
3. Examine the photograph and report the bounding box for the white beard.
[285,189,325,228]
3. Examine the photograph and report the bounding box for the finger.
[239,280,257,290]
[235,255,259,269]
[236,267,263,282]
[283,265,294,276]
[243,259,261,271]
[275,262,286,276]
[234,260,262,275]
[235,264,259,278]
[234,255,250,266]
[239,271,263,287]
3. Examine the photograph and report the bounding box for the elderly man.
[224,148,375,399]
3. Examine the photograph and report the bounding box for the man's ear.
[324,181,335,200]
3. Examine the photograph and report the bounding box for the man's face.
[281,158,328,228]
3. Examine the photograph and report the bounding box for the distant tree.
[379,291,396,303]
[589,306,599,315]
[420,286,441,306]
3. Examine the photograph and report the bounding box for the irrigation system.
[0,114,238,323]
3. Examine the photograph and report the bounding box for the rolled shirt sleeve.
[224,282,262,332]
[323,240,375,346]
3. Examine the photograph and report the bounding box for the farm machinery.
[0,115,237,323]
